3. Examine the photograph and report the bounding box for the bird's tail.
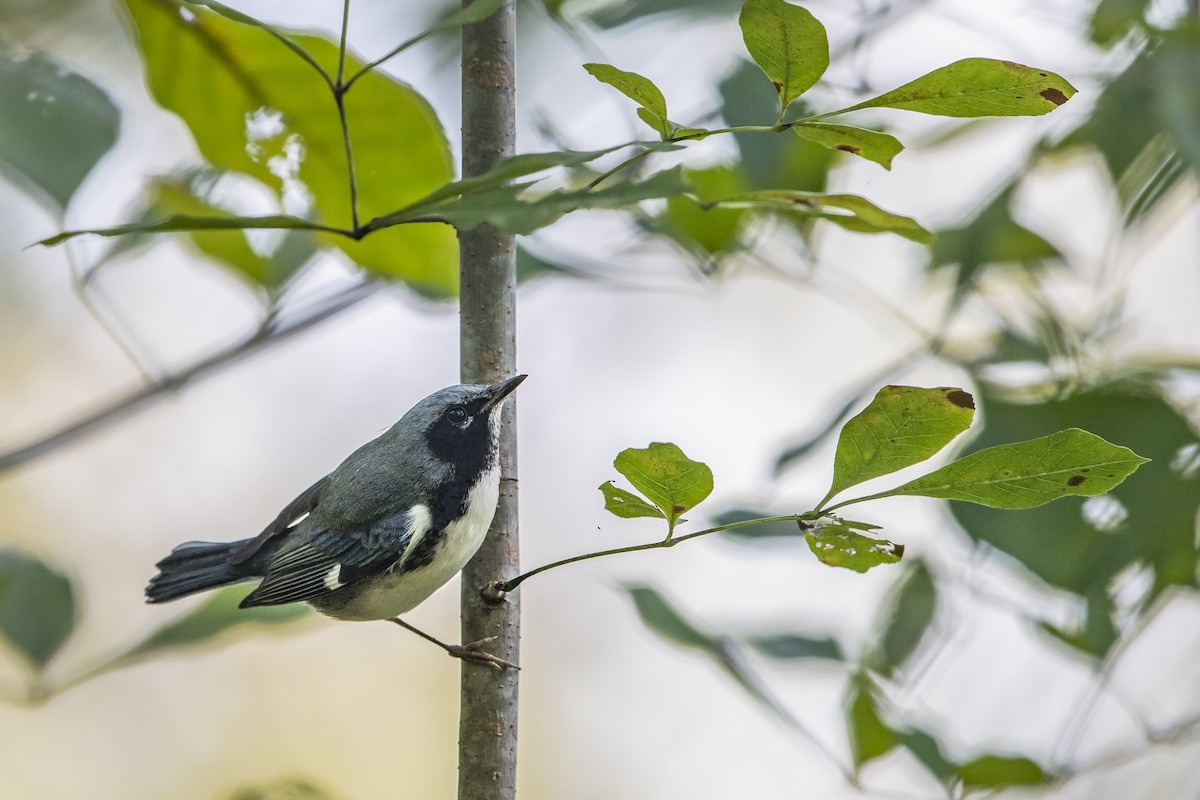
[145,539,253,603]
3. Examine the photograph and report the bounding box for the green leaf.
[584,63,672,139]
[805,519,904,573]
[715,508,805,540]
[958,754,1049,788]
[39,213,337,247]
[417,147,621,207]
[1154,23,1200,176]
[599,481,666,520]
[748,633,842,661]
[0,47,119,213]
[824,386,975,505]
[120,0,457,295]
[738,0,829,117]
[0,550,77,670]
[837,58,1077,118]
[845,672,898,767]
[792,123,904,170]
[1089,0,1151,45]
[125,585,308,661]
[613,442,714,527]
[371,167,690,236]
[899,729,956,780]
[884,429,1149,509]
[661,165,747,258]
[872,560,936,675]
[709,190,933,244]
[949,384,1200,651]
[624,585,713,650]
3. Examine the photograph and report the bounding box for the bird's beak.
[482,374,527,411]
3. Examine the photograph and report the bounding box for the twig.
[0,280,379,473]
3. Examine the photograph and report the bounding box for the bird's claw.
[446,637,519,671]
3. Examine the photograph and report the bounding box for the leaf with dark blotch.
[599,481,666,520]
[823,385,975,506]
[738,0,829,116]
[872,560,937,675]
[805,519,903,573]
[884,429,1149,509]
[792,123,904,170]
[124,585,309,661]
[837,58,1076,118]
[584,63,672,139]
[845,672,899,767]
[0,48,119,214]
[613,442,714,527]
[748,633,843,661]
[958,754,1050,788]
[624,585,713,650]
[0,551,77,670]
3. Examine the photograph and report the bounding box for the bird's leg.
[387,617,518,671]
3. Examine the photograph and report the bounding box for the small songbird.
[146,375,525,638]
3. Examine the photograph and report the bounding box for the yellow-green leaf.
[738,0,829,117]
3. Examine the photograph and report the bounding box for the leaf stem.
[498,513,819,592]
[336,0,351,87]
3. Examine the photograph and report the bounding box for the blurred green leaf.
[958,754,1049,788]
[372,167,690,236]
[793,123,903,170]
[584,63,671,139]
[837,58,1076,118]
[872,560,936,676]
[126,585,308,661]
[1090,0,1151,44]
[930,184,1062,293]
[846,672,898,767]
[625,585,713,649]
[710,190,933,243]
[0,47,119,214]
[1154,23,1200,176]
[662,165,747,259]
[121,0,457,294]
[590,0,741,29]
[719,61,833,193]
[715,508,805,540]
[739,0,829,117]
[748,633,842,661]
[0,550,76,670]
[883,429,1149,509]
[39,213,334,247]
[599,481,666,520]
[228,777,341,800]
[805,519,903,573]
[950,383,1200,654]
[900,728,956,780]
[419,147,619,207]
[824,386,975,505]
[613,442,714,528]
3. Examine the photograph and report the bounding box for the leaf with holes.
[599,481,665,520]
[613,442,714,529]
[880,429,1149,509]
[836,58,1076,118]
[805,518,903,573]
[738,0,829,117]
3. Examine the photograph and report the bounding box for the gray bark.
[458,2,519,799]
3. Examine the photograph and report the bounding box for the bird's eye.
[448,406,468,424]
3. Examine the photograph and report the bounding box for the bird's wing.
[229,476,330,565]
[238,509,417,608]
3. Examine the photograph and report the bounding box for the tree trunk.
[457,2,519,799]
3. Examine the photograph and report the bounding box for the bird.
[146,374,525,666]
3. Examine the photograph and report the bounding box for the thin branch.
[0,280,379,473]
[498,513,819,592]
[333,0,361,232]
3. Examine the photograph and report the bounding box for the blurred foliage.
[0,551,76,671]
[227,777,341,800]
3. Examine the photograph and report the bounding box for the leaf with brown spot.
[739,0,829,116]
[833,58,1076,118]
[793,122,904,170]
[610,443,714,528]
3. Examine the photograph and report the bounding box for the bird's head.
[407,374,526,466]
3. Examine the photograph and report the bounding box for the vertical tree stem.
[458,3,519,800]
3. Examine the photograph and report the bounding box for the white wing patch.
[322,564,344,590]
[397,504,433,569]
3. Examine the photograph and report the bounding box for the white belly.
[312,465,500,621]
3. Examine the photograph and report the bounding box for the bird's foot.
[445,637,518,671]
